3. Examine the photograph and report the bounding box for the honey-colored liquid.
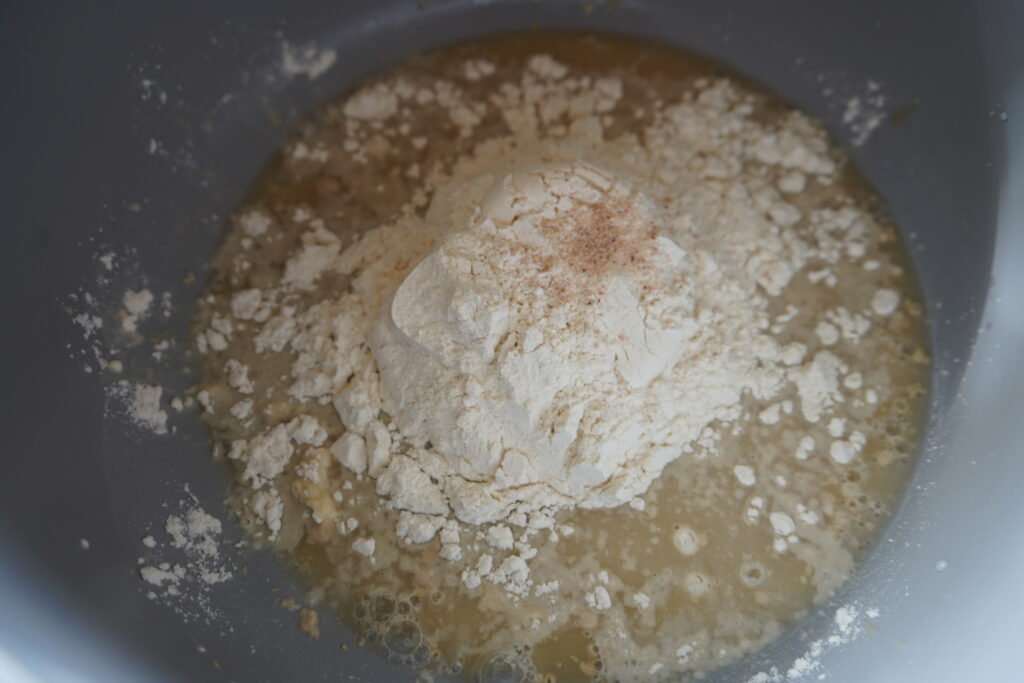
[197,33,929,682]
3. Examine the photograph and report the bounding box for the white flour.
[188,40,927,680]
[111,380,169,435]
[121,288,153,332]
[280,42,337,81]
[744,604,880,683]
[64,249,181,436]
[371,161,783,519]
[138,495,234,625]
[208,55,907,588]
[841,81,887,147]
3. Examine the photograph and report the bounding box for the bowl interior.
[1,1,1015,681]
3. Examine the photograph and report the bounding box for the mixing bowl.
[2,1,1022,681]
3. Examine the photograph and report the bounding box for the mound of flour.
[370,162,779,519]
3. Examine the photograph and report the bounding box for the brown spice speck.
[535,188,657,307]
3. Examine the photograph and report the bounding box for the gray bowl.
[2,1,1022,681]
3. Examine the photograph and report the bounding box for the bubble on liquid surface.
[740,561,767,587]
[412,643,432,665]
[479,653,532,683]
[384,620,423,657]
[370,594,396,623]
[673,526,700,556]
